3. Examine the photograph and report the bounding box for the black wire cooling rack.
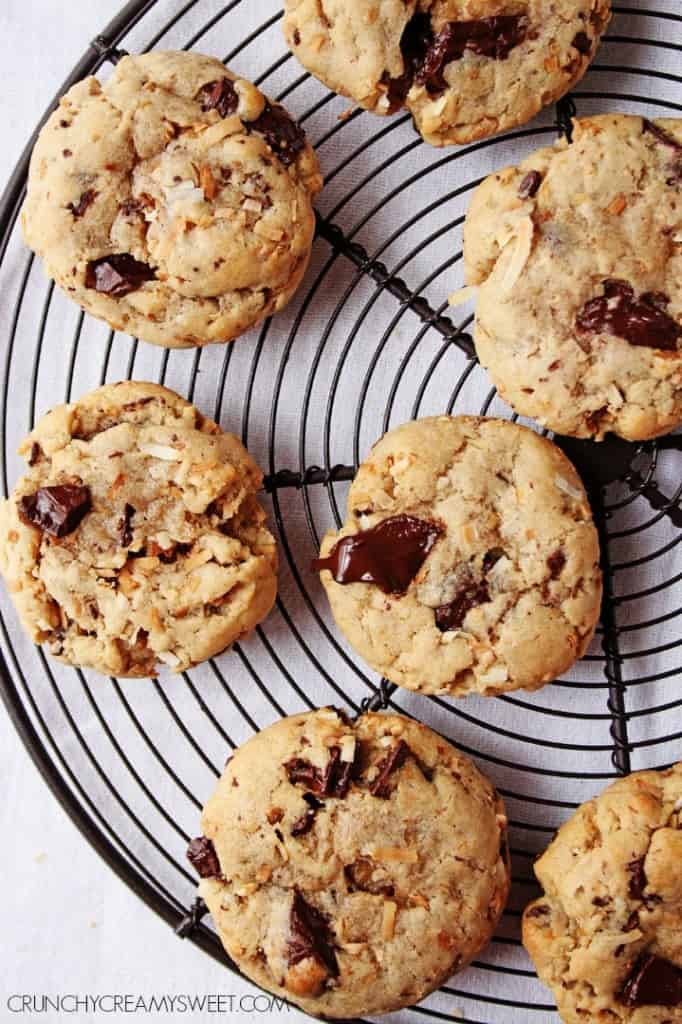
[1,2,681,1021]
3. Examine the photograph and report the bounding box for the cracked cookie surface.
[523,764,682,1022]
[0,382,277,677]
[464,114,682,440]
[315,416,602,697]
[283,0,610,145]
[22,51,322,348]
[194,708,510,1017]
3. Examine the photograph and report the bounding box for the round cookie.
[314,416,602,697]
[283,0,611,146]
[464,114,682,441]
[191,707,510,1017]
[523,764,682,1022]
[22,51,323,349]
[0,382,277,677]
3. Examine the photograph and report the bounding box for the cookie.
[191,707,510,1017]
[523,764,682,1022]
[314,416,602,697]
[22,51,323,349]
[464,114,682,440]
[283,0,610,146]
[0,382,277,677]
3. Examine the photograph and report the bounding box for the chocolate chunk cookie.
[464,114,682,440]
[22,51,322,348]
[314,416,602,697]
[0,382,277,677]
[193,708,510,1017]
[524,764,682,1022]
[283,0,610,145]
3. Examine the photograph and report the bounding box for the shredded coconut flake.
[164,180,205,207]
[500,216,534,293]
[480,665,509,686]
[340,735,356,763]
[448,285,477,308]
[555,475,584,501]
[157,650,180,668]
[140,444,183,461]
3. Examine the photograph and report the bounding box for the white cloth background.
[0,3,680,1024]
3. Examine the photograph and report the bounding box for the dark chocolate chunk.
[291,794,323,837]
[576,280,682,352]
[572,31,592,54]
[547,550,566,580]
[435,578,490,632]
[369,739,411,798]
[67,189,97,218]
[313,514,443,596]
[186,836,221,878]
[285,745,358,799]
[621,954,682,1007]
[18,484,91,538]
[248,103,307,167]
[287,890,339,976]
[417,15,527,93]
[118,503,135,547]
[345,857,395,897]
[482,547,505,573]
[642,119,682,185]
[85,254,156,298]
[384,12,434,108]
[28,443,42,466]
[199,77,239,118]
[627,856,647,900]
[518,170,542,199]
[526,904,550,919]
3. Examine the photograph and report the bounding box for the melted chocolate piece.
[627,856,647,900]
[369,739,411,798]
[285,745,358,799]
[199,78,239,117]
[119,503,135,547]
[287,890,339,976]
[28,443,42,466]
[418,16,527,93]
[19,485,91,538]
[572,31,592,54]
[85,254,156,298]
[291,794,323,838]
[435,579,490,632]
[547,550,566,580]
[248,103,307,167]
[186,836,221,878]
[518,170,542,199]
[67,189,97,218]
[576,280,682,352]
[642,119,682,185]
[621,954,682,1007]
[313,515,443,596]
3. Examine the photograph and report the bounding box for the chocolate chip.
[285,745,358,799]
[119,198,144,217]
[85,254,156,298]
[118,503,135,547]
[482,547,505,573]
[186,836,221,878]
[572,31,592,54]
[287,890,339,977]
[67,189,97,218]
[518,170,542,199]
[19,485,91,538]
[313,514,443,596]
[547,550,566,580]
[576,280,682,352]
[28,443,42,466]
[416,15,528,94]
[435,578,490,632]
[248,103,307,167]
[592,896,610,907]
[369,739,411,798]
[345,857,395,897]
[642,119,682,185]
[62,149,72,157]
[621,954,682,1007]
[525,904,550,919]
[291,794,323,837]
[627,856,647,900]
[293,28,301,46]
[199,78,239,118]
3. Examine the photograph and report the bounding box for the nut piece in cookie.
[314,415,602,698]
[192,708,510,1017]
[283,0,610,145]
[464,114,682,440]
[21,51,323,349]
[0,381,278,677]
[523,763,682,1022]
